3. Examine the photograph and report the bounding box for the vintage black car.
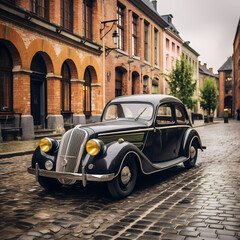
[28,94,205,199]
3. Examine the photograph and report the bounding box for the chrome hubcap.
[190,146,196,159]
[121,166,131,185]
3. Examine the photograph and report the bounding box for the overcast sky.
[157,0,240,74]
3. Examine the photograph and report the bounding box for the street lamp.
[100,19,119,107]
[100,20,119,56]
[112,30,118,45]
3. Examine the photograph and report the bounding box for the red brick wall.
[218,71,225,116]
[233,24,240,115]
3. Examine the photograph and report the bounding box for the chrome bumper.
[27,163,115,187]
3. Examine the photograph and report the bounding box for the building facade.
[182,41,200,113]
[0,0,168,141]
[233,19,240,119]
[218,57,233,117]
[0,0,104,141]
[103,0,167,104]
[199,62,219,117]
[161,14,183,94]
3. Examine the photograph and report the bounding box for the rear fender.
[182,128,203,158]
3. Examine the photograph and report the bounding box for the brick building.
[103,0,167,102]
[0,0,168,141]
[0,0,104,141]
[233,18,240,119]
[182,41,200,113]
[218,57,233,117]
[161,14,183,94]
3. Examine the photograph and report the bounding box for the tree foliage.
[200,77,219,116]
[165,56,197,109]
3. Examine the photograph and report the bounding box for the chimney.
[209,68,213,73]
[152,0,157,10]
[198,61,201,66]
[203,63,207,69]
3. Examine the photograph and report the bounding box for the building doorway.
[115,68,123,97]
[84,67,92,118]
[30,53,47,129]
[224,96,233,117]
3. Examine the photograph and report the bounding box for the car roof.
[108,94,183,106]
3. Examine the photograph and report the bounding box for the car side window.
[156,104,174,124]
[175,105,188,124]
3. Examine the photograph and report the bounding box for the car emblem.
[62,158,67,167]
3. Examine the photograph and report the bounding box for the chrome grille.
[56,128,88,173]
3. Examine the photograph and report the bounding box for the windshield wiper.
[135,107,147,121]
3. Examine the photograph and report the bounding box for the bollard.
[237,108,240,121]
[224,109,228,123]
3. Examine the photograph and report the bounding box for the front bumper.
[27,163,115,187]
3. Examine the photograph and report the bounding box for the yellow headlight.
[86,139,101,156]
[40,138,52,153]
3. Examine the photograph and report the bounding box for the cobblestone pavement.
[0,120,239,240]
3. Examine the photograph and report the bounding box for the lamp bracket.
[100,19,118,39]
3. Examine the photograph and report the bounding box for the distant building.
[161,14,183,94]
[233,18,240,119]
[218,57,233,117]
[199,62,219,116]
[182,41,200,113]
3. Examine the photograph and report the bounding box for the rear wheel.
[184,141,198,169]
[38,176,62,191]
[107,156,137,199]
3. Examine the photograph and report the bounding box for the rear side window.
[175,105,188,124]
[156,104,174,124]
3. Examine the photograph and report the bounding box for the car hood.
[79,119,149,136]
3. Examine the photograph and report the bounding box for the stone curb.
[0,150,35,159]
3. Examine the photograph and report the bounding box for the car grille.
[56,128,88,173]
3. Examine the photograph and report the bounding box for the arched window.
[152,78,159,94]
[61,62,71,112]
[0,43,13,112]
[143,76,149,94]
[84,68,91,116]
[115,68,123,97]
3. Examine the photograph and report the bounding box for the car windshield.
[104,103,153,121]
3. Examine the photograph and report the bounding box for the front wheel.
[184,141,198,169]
[107,156,137,199]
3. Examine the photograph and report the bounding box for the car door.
[174,103,190,156]
[143,103,177,163]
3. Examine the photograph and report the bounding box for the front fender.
[31,146,58,170]
[83,141,161,176]
[182,128,203,158]
[82,141,138,175]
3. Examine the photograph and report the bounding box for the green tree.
[200,77,219,116]
[165,56,197,109]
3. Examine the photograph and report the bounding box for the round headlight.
[40,138,52,153]
[86,139,101,156]
[45,160,53,170]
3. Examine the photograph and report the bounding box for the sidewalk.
[0,119,222,159]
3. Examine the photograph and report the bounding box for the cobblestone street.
[0,120,240,240]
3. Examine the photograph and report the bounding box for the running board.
[152,156,187,170]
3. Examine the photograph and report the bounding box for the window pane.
[144,22,149,61]
[156,105,173,124]
[117,4,125,50]
[61,0,73,31]
[104,103,153,121]
[175,106,188,124]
